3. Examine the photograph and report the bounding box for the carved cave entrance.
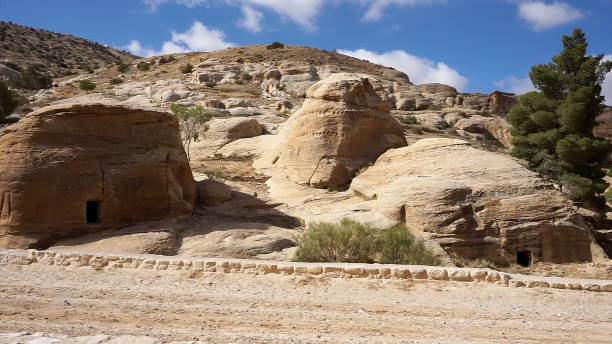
[516,250,531,267]
[86,201,100,224]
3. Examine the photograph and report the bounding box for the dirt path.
[1,264,611,344]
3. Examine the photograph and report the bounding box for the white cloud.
[141,0,446,31]
[238,5,264,33]
[518,1,584,31]
[232,0,327,32]
[602,55,612,106]
[337,48,468,91]
[362,0,446,21]
[143,0,207,11]
[122,21,234,57]
[494,75,535,95]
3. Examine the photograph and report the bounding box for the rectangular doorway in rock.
[86,201,100,224]
[517,250,531,267]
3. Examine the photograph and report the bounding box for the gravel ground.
[0,264,611,344]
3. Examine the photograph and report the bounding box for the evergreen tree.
[507,28,612,209]
[0,81,18,120]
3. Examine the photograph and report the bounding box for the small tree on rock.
[0,80,18,121]
[507,28,612,210]
[170,104,213,161]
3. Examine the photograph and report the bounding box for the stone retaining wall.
[1,249,610,292]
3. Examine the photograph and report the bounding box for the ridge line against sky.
[1,0,610,102]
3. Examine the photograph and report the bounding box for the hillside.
[0,20,136,78]
[0,26,609,279]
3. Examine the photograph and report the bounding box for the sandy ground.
[0,264,611,344]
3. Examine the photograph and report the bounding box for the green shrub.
[0,80,18,118]
[136,61,150,71]
[266,41,284,50]
[109,77,123,85]
[79,80,96,91]
[399,115,416,125]
[180,63,193,74]
[4,61,21,71]
[158,55,175,64]
[117,63,130,73]
[17,64,52,90]
[411,125,424,134]
[294,219,440,266]
[376,224,440,265]
[294,219,377,263]
[241,72,253,81]
[205,81,216,88]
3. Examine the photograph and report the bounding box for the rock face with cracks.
[271,73,407,189]
[0,103,196,249]
[349,138,605,265]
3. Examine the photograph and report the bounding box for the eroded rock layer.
[0,103,196,248]
[349,138,604,265]
[271,73,407,188]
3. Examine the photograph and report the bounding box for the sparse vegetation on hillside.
[78,80,96,91]
[294,219,440,265]
[507,28,612,210]
[170,104,214,161]
[109,77,122,85]
[136,61,151,71]
[0,81,18,119]
[17,64,52,90]
[180,63,193,74]
[158,55,175,64]
[117,63,130,73]
[0,21,135,78]
[267,41,285,50]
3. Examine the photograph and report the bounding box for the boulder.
[0,103,196,249]
[275,100,293,112]
[271,73,407,188]
[349,138,603,264]
[263,69,281,80]
[594,108,612,141]
[459,93,489,110]
[197,179,232,207]
[444,112,467,126]
[178,221,297,258]
[204,99,226,109]
[415,83,458,96]
[412,112,448,130]
[488,91,519,115]
[454,115,512,148]
[204,117,263,145]
[223,98,253,109]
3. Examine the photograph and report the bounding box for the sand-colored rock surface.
[0,103,196,249]
[350,138,603,264]
[270,73,407,188]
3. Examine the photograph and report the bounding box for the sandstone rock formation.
[454,115,513,148]
[349,138,604,265]
[270,73,407,188]
[0,103,196,248]
[488,91,519,115]
[594,108,612,140]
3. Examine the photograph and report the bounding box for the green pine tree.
[507,28,612,209]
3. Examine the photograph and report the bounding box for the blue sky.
[1,0,611,99]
